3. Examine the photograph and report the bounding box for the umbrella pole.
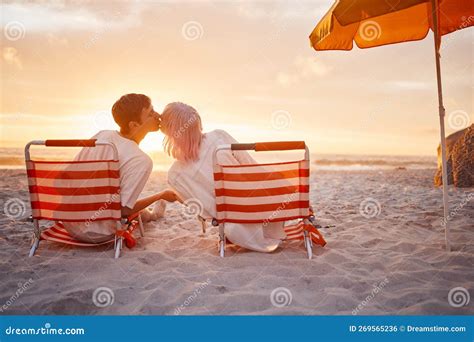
[431,0,450,252]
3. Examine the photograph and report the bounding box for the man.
[63,93,177,243]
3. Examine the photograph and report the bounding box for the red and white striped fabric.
[40,221,114,246]
[26,160,121,222]
[284,221,327,247]
[213,160,310,224]
[40,220,139,247]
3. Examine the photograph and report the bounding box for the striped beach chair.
[212,141,326,259]
[25,139,144,259]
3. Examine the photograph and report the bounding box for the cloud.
[277,56,332,86]
[3,47,22,70]
[47,33,68,46]
[1,2,140,33]
[386,80,431,91]
[237,3,278,19]
[0,113,91,123]
[242,94,319,106]
[236,1,329,20]
[276,72,300,86]
[295,56,332,77]
[418,127,440,136]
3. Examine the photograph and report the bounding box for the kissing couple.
[64,93,287,252]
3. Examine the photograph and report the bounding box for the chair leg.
[28,236,39,257]
[28,219,41,257]
[304,230,313,260]
[114,237,122,259]
[218,225,225,258]
[138,214,145,237]
[198,216,206,234]
[219,238,225,258]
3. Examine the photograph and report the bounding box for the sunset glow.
[1,1,472,157]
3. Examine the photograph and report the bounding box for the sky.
[1,0,472,156]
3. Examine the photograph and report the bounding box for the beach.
[0,167,472,315]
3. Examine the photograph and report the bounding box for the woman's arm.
[121,189,180,217]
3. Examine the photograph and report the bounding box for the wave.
[315,158,436,168]
[0,148,437,170]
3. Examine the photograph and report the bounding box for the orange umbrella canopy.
[310,0,473,50]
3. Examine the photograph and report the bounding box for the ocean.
[0,147,437,171]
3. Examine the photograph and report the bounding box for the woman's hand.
[159,189,181,203]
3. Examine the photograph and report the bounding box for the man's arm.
[121,189,181,217]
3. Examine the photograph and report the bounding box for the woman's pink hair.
[160,102,203,162]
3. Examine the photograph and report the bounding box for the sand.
[0,168,472,315]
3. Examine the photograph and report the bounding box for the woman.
[160,102,286,252]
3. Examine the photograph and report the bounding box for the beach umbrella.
[310,0,473,251]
